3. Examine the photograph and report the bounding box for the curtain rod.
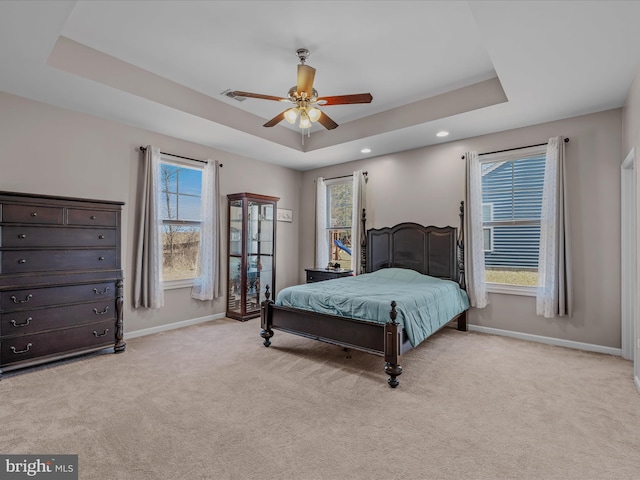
[461,137,569,160]
[323,171,368,181]
[138,146,223,167]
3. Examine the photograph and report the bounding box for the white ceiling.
[2,0,640,171]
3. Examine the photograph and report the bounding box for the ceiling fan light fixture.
[299,111,312,129]
[284,108,299,124]
[307,107,321,123]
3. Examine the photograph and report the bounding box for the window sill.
[486,283,536,297]
[164,279,195,290]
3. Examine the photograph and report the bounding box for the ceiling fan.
[227,48,372,131]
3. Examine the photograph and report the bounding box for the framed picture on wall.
[277,208,293,222]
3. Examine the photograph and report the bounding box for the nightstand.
[305,268,353,283]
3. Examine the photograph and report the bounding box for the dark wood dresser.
[305,268,353,283]
[0,191,125,378]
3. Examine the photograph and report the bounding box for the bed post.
[456,310,468,332]
[361,208,367,274]
[260,285,274,347]
[384,301,403,388]
[458,200,466,291]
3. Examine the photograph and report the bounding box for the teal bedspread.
[275,268,470,347]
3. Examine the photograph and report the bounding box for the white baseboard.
[469,324,623,356]
[124,312,226,340]
[635,375,640,394]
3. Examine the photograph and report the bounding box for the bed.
[260,203,469,388]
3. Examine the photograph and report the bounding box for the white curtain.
[464,151,489,308]
[351,170,367,274]
[133,145,164,308]
[537,137,573,317]
[315,177,329,268]
[191,160,221,301]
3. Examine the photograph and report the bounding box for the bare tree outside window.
[160,162,202,281]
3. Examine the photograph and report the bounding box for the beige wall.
[0,90,626,351]
[623,66,640,382]
[300,109,623,349]
[0,92,302,335]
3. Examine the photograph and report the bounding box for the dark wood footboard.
[261,286,406,387]
[261,287,408,354]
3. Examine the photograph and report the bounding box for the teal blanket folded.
[275,268,470,347]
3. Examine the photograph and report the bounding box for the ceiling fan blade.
[263,111,286,127]
[297,65,316,96]
[229,91,288,102]
[317,110,339,130]
[316,93,373,106]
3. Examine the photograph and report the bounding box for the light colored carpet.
[1,317,639,480]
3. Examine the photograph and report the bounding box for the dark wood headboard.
[365,223,459,278]
[362,202,465,288]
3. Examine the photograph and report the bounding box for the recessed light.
[436,131,449,137]
[361,148,371,153]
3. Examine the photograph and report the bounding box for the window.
[315,171,365,274]
[482,203,493,251]
[159,159,203,284]
[325,179,353,269]
[480,147,546,290]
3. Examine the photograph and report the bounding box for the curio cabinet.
[226,193,278,321]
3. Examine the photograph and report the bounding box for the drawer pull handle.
[93,329,109,338]
[93,286,110,295]
[90,215,96,220]
[18,234,27,239]
[10,343,33,355]
[18,259,27,264]
[98,235,105,239]
[11,294,32,304]
[10,317,32,327]
[93,306,110,315]
[30,212,37,217]
[98,256,105,261]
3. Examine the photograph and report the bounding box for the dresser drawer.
[305,269,353,283]
[1,281,116,311]
[2,249,117,273]
[306,270,334,282]
[1,299,116,337]
[1,204,64,224]
[1,226,117,247]
[1,320,114,365]
[67,208,117,227]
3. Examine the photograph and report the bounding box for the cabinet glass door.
[229,200,242,256]
[246,201,273,313]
